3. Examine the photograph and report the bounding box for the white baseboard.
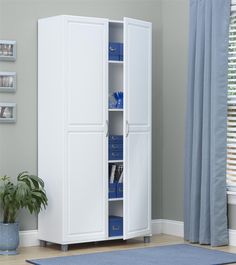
[229,229,236,246]
[19,230,39,247]
[151,219,163,235]
[19,220,236,247]
[161,219,184,237]
[151,219,236,247]
[151,219,184,237]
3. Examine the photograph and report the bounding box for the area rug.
[26,244,236,265]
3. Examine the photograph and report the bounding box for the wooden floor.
[2,234,236,265]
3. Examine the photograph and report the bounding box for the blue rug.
[26,244,236,265]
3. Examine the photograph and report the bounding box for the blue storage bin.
[116,183,123,198]
[119,43,123,61]
[109,216,123,237]
[109,150,123,160]
[109,42,120,55]
[109,42,120,61]
[109,143,123,151]
[109,183,117,198]
[109,42,124,61]
[109,135,123,144]
[109,135,123,160]
[109,54,120,61]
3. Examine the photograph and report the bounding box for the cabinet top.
[38,15,122,23]
[38,15,151,25]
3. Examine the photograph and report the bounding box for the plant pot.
[0,222,19,255]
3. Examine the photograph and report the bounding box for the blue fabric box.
[109,216,123,237]
[109,135,123,160]
[109,42,124,61]
[109,42,120,61]
[119,43,123,61]
[109,135,123,144]
[109,54,120,61]
[109,183,117,198]
[109,143,123,151]
[109,150,123,160]
[116,183,123,198]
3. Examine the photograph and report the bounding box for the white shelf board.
[109,109,123,112]
[108,160,123,163]
[109,60,123,64]
[109,20,123,24]
[109,198,123,202]
[108,236,123,240]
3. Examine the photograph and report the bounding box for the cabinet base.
[40,240,47,247]
[61,244,69,252]
[143,236,151,243]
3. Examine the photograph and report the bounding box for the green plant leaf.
[0,171,48,223]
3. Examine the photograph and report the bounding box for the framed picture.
[0,103,16,123]
[0,72,16,92]
[0,40,16,61]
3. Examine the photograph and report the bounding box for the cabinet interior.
[108,21,124,237]
[109,112,123,135]
[109,64,123,94]
[109,201,123,217]
[109,22,123,43]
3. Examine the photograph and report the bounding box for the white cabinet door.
[64,16,108,243]
[124,17,152,239]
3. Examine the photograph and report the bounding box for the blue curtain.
[184,0,230,246]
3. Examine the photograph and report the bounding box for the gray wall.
[161,0,189,221]
[0,0,163,230]
[228,205,236,230]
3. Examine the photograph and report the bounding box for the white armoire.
[38,15,152,251]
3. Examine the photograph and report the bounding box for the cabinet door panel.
[66,132,107,241]
[125,133,151,236]
[125,19,152,127]
[64,17,108,243]
[124,17,152,239]
[67,18,108,126]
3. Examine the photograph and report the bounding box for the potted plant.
[0,171,48,255]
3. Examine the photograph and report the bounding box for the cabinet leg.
[144,236,151,243]
[61,244,69,252]
[40,240,47,247]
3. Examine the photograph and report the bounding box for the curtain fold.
[184,0,231,246]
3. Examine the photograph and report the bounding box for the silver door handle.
[106,120,109,137]
[126,120,129,137]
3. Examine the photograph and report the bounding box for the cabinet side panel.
[38,17,65,243]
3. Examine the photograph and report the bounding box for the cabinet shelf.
[108,160,123,163]
[108,236,123,240]
[109,198,123,202]
[109,60,123,64]
[109,109,123,112]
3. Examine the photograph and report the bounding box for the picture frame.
[0,103,16,123]
[0,72,16,92]
[0,40,16,61]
